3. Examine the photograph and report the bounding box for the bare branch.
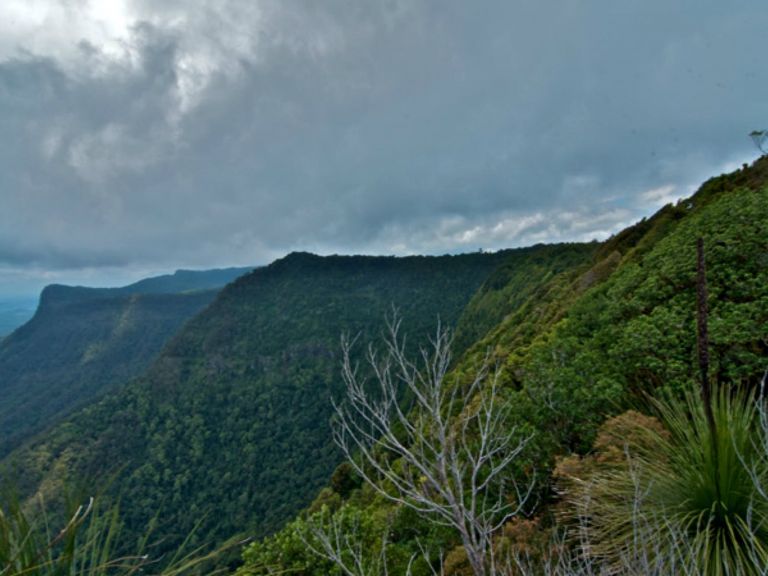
[332,314,534,576]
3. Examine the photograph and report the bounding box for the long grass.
[564,385,768,575]
[0,490,225,576]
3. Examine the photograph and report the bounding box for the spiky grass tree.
[0,490,224,575]
[570,386,768,575]
[0,493,140,576]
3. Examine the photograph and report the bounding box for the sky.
[0,0,765,297]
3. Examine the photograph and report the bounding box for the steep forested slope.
[483,165,768,461]
[3,250,585,553]
[239,159,768,575]
[0,268,250,457]
[452,243,597,355]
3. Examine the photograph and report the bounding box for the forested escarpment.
[1,250,591,556]
[239,159,768,574]
[0,267,250,458]
[0,292,214,458]
[451,243,597,355]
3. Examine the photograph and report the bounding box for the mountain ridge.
[0,267,253,457]
[2,248,592,553]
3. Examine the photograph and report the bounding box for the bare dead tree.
[332,315,534,576]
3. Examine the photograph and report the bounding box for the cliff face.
[0,267,251,457]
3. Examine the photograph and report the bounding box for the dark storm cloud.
[0,0,765,293]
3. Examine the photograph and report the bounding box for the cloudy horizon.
[1,0,765,297]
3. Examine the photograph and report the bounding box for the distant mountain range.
[0,266,252,457]
[0,268,254,338]
[46,267,256,298]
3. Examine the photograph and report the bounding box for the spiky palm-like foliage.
[569,386,768,575]
[0,490,223,576]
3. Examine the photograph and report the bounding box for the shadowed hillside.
[0,267,251,457]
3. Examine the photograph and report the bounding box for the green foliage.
[330,463,362,499]
[491,175,768,479]
[238,505,383,576]
[239,495,456,576]
[452,243,597,355]
[567,386,768,575]
[0,489,223,576]
[5,156,768,574]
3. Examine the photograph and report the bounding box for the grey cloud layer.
[0,0,765,284]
